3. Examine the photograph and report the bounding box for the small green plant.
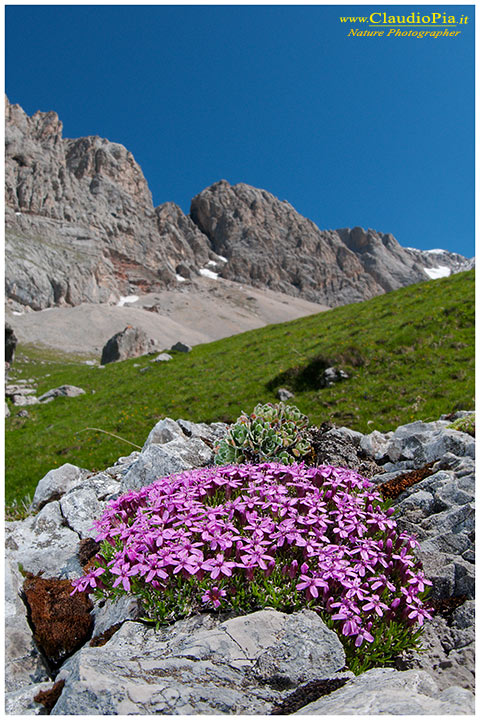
[214,402,314,465]
[448,413,475,437]
[5,494,34,521]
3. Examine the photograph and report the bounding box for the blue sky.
[5,4,475,257]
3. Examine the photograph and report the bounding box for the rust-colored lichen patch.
[34,679,65,711]
[90,622,122,647]
[23,573,93,668]
[379,462,437,500]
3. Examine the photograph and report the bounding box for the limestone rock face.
[337,226,470,292]
[6,98,472,313]
[31,462,90,512]
[190,180,472,307]
[295,667,474,715]
[5,559,49,692]
[5,98,213,310]
[53,610,346,715]
[190,180,383,307]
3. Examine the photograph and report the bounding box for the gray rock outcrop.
[4,414,475,714]
[37,385,85,402]
[5,322,17,364]
[31,462,90,511]
[295,667,474,715]
[53,610,347,715]
[5,97,214,310]
[190,180,472,307]
[100,325,154,364]
[5,559,49,693]
[190,180,383,306]
[337,226,471,292]
[170,341,191,353]
[5,381,85,409]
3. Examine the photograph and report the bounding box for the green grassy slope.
[5,270,474,506]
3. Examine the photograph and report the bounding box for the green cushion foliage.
[214,402,313,465]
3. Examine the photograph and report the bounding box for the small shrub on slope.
[71,462,432,674]
[214,402,314,465]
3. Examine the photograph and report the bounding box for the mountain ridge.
[5,97,472,311]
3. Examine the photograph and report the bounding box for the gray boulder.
[5,501,82,578]
[5,322,17,364]
[31,462,90,511]
[11,394,39,407]
[143,417,184,448]
[277,387,294,402]
[151,353,173,362]
[373,420,475,469]
[295,667,474,715]
[52,610,346,715]
[38,385,85,402]
[101,326,154,364]
[170,341,191,353]
[121,436,212,491]
[5,384,37,398]
[322,366,349,386]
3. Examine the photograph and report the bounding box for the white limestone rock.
[31,463,90,511]
[294,668,475,715]
[52,610,345,715]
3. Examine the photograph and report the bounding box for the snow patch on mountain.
[424,266,451,280]
[199,267,219,280]
[117,295,140,307]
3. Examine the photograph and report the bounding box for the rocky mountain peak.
[190,180,472,304]
[5,98,472,312]
[64,135,153,209]
[191,180,385,305]
[5,97,212,309]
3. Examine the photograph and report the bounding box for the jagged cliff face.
[5,97,472,310]
[5,98,212,309]
[190,181,472,304]
[190,181,385,305]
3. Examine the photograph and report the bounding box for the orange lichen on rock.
[379,462,437,500]
[23,573,93,667]
[34,679,65,711]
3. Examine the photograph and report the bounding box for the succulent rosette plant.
[214,402,314,465]
[72,462,433,673]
